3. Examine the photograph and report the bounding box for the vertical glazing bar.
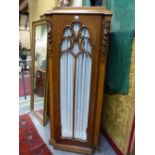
[72,57,76,138]
[74,57,79,138]
[70,56,72,136]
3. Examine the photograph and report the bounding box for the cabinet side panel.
[46,16,55,140]
[93,16,112,148]
[48,57,55,139]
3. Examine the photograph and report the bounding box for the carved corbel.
[47,22,53,56]
[100,19,111,62]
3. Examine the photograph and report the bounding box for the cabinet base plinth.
[49,138,94,155]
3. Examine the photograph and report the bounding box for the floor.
[19,96,116,155]
[19,96,30,115]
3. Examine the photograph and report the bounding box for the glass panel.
[81,28,90,38]
[82,38,92,52]
[60,22,92,140]
[64,27,72,37]
[72,23,80,37]
[74,53,92,140]
[60,53,74,138]
[72,42,79,55]
[34,24,47,121]
[61,38,71,51]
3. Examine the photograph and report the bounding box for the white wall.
[19,30,31,49]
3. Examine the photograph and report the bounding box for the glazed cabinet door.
[51,15,102,147]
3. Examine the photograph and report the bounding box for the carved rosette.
[100,20,111,62]
[47,22,53,56]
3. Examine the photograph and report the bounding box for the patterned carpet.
[19,113,52,155]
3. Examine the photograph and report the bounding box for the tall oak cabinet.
[45,7,112,154]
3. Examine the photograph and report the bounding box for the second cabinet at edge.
[45,7,112,154]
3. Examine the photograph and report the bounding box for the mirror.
[31,20,48,125]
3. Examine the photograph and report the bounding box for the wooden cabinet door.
[51,14,102,147]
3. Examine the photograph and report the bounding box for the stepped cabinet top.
[45,7,112,16]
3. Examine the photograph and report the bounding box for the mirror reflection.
[33,24,47,123]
